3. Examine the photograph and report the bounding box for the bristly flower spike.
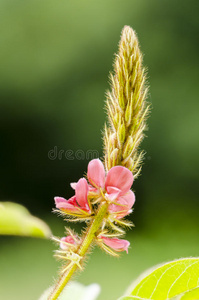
[104,26,149,178]
[48,26,149,300]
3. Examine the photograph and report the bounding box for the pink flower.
[108,190,135,219]
[60,235,77,250]
[87,159,135,218]
[55,178,91,215]
[99,236,130,253]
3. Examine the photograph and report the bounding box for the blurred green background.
[0,0,199,299]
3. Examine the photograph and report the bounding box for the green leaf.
[118,297,149,300]
[0,202,52,238]
[129,258,199,300]
[39,282,100,300]
[179,287,199,299]
[170,287,199,300]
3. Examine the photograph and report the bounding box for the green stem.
[48,201,108,300]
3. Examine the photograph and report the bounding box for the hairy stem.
[48,201,108,300]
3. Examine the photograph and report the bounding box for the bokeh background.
[0,0,199,299]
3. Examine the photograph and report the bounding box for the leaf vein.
[167,260,199,297]
[149,264,178,299]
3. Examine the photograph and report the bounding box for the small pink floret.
[60,236,76,250]
[105,166,134,196]
[54,196,79,213]
[86,159,135,218]
[101,236,130,253]
[54,178,91,215]
[109,190,135,219]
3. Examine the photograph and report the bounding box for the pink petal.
[108,190,135,219]
[75,178,90,212]
[54,196,79,213]
[67,196,78,206]
[105,186,121,201]
[54,196,67,205]
[101,236,130,253]
[70,182,77,190]
[105,166,133,195]
[60,236,76,250]
[88,184,98,193]
[87,159,105,188]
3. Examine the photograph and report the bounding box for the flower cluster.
[54,159,135,257]
[87,159,135,220]
[55,159,135,219]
